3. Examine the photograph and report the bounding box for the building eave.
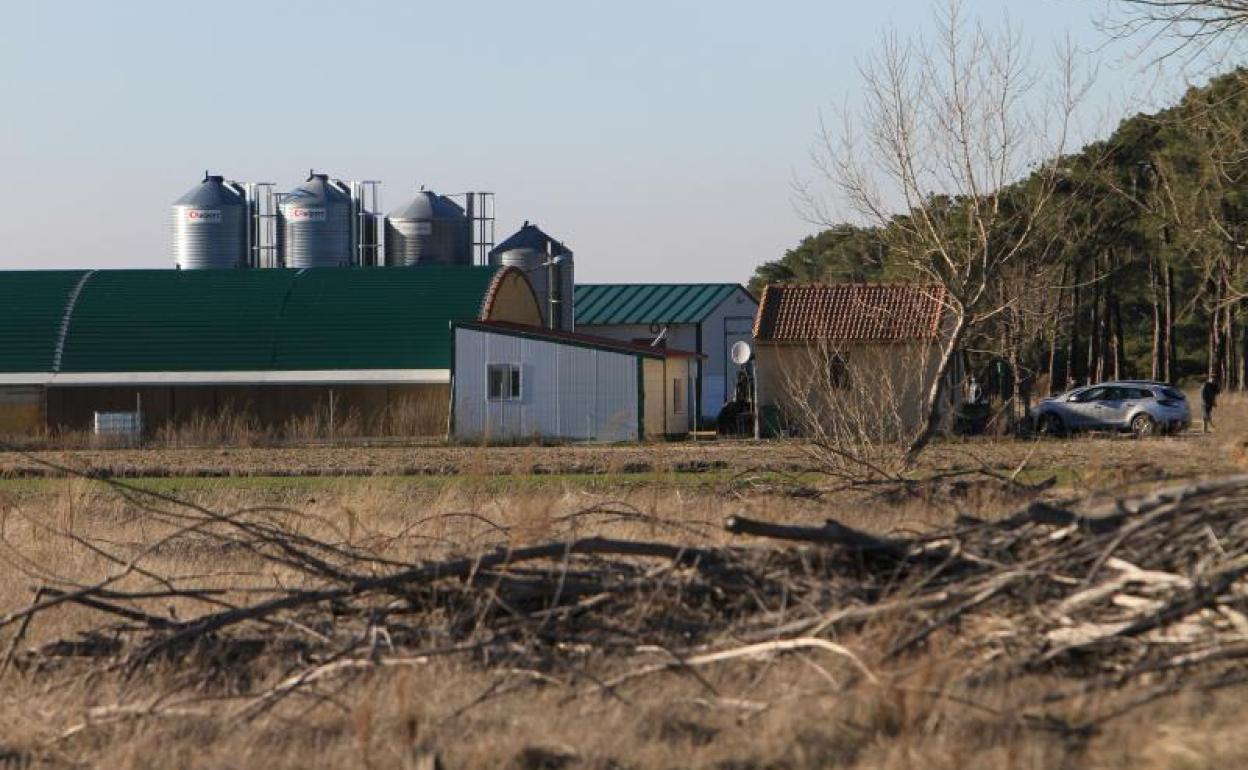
[0,370,451,387]
[754,338,942,347]
[456,321,705,359]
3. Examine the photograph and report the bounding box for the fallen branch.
[601,636,879,693]
[723,515,911,560]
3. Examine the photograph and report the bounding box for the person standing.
[967,376,984,406]
[1201,377,1221,433]
[963,376,986,435]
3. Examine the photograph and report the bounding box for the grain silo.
[170,173,249,269]
[278,172,354,268]
[489,222,574,330]
[384,189,470,266]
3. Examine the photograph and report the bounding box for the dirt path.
[1,431,1238,485]
[0,441,821,479]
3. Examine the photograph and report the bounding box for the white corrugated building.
[451,321,700,442]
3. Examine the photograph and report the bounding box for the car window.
[1071,387,1105,403]
[1133,388,1153,399]
[1160,387,1186,400]
[1089,387,1114,401]
[1103,387,1128,401]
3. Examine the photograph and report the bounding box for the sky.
[0,0,1210,284]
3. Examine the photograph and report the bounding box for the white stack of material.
[93,411,142,438]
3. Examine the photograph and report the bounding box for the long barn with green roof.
[0,266,542,436]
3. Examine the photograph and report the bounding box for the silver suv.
[1030,381,1190,437]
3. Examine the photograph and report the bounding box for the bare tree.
[775,336,940,483]
[801,0,1089,463]
[1101,0,1248,62]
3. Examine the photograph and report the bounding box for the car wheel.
[1038,413,1065,437]
[1131,414,1156,438]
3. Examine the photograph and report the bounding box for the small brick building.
[752,283,962,437]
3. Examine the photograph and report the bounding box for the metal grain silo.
[384,189,469,266]
[489,222,574,330]
[171,173,248,269]
[278,172,353,268]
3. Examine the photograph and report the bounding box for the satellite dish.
[731,341,753,365]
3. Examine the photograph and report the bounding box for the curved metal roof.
[573,283,751,326]
[0,271,91,372]
[0,266,520,375]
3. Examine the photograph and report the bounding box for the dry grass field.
[2,397,1248,769]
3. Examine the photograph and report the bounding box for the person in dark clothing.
[1201,377,1221,433]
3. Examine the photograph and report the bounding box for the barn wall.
[453,327,640,443]
[699,289,758,421]
[44,383,449,438]
[486,271,544,326]
[756,341,948,438]
[662,358,696,436]
[642,358,666,439]
[578,324,698,423]
[0,387,42,437]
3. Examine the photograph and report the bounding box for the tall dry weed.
[0,471,1246,768]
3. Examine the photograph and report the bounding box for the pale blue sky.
[0,1,1202,282]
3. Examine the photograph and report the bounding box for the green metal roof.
[0,271,90,372]
[269,268,501,370]
[573,283,748,326]
[62,269,300,372]
[0,266,505,374]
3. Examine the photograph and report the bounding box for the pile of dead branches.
[4,474,1248,731]
[730,475,1248,704]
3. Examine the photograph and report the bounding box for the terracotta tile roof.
[753,283,947,343]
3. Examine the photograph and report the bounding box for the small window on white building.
[672,377,685,414]
[487,364,522,401]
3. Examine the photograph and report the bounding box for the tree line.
[752,67,1248,403]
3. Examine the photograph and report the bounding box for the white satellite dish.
[731,340,753,365]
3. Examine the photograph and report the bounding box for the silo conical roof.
[284,173,351,204]
[172,175,245,207]
[489,223,571,259]
[387,190,465,221]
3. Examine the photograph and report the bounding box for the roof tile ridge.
[774,280,936,288]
